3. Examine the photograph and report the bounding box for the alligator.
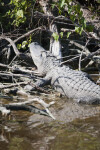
[29,42,100,105]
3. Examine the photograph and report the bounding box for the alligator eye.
[34,42,38,45]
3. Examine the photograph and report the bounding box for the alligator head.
[29,42,48,75]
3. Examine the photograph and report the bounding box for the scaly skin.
[29,42,100,104]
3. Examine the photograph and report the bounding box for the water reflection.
[0,111,100,150]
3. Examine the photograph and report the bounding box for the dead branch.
[0,35,33,64]
[0,82,28,90]
[0,36,19,55]
[34,11,74,26]
[60,55,80,64]
[69,40,90,55]
[14,27,43,43]
[0,27,43,56]
[0,98,55,119]
[0,72,34,79]
[0,63,12,69]
[82,48,100,62]
[0,63,40,78]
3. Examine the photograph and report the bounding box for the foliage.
[52,0,94,38]
[0,0,36,30]
[6,0,36,27]
[0,0,97,44]
[17,35,32,50]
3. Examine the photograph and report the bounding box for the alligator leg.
[24,74,51,92]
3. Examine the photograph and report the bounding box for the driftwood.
[0,98,55,119]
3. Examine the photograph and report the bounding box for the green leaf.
[17,44,22,50]
[75,27,83,35]
[68,5,72,14]
[52,32,59,41]
[6,10,11,15]
[51,4,56,9]
[60,0,65,8]
[22,41,28,49]
[75,27,79,33]
[67,32,71,38]
[22,1,26,6]
[28,35,32,44]
[1,2,4,6]
[76,4,80,12]
[17,10,23,18]
[70,14,75,22]
[86,25,94,32]
[79,10,83,18]
[59,9,62,15]
[79,17,86,29]
[60,32,63,38]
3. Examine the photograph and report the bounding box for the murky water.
[0,75,100,150]
[0,111,100,150]
[0,96,100,150]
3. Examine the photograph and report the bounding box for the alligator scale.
[29,42,100,104]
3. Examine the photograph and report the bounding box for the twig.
[69,40,90,55]
[0,36,19,55]
[0,82,28,90]
[0,63,39,77]
[60,55,80,64]
[0,72,34,79]
[82,48,100,62]
[61,28,75,33]
[14,27,43,43]
[0,63,12,69]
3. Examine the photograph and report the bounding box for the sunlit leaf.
[22,41,28,49]
[75,27,83,35]
[60,32,63,38]
[60,0,65,8]
[17,44,22,50]
[67,32,71,38]
[52,32,59,41]
[17,10,23,18]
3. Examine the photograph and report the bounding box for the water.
[0,75,100,150]
[0,95,100,150]
[0,112,100,150]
